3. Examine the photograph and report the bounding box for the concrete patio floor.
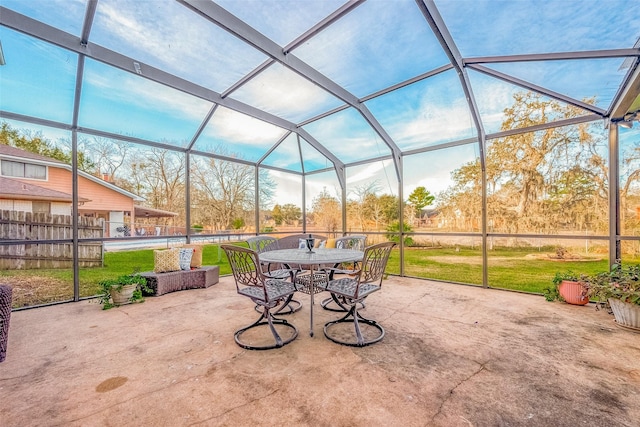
[1,276,639,426]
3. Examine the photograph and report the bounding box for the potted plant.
[587,262,640,331]
[97,274,150,310]
[544,271,589,305]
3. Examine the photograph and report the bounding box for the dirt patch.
[0,275,72,307]
[524,253,603,262]
[425,254,602,266]
[427,255,496,265]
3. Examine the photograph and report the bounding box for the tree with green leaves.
[272,204,284,226]
[271,203,301,226]
[1,121,96,173]
[361,193,399,231]
[407,186,435,219]
[439,91,608,234]
[280,203,302,225]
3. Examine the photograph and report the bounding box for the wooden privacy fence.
[0,210,104,269]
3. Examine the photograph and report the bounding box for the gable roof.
[0,144,144,202]
[134,205,178,218]
[0,144,66,165]
[0,176,90,203]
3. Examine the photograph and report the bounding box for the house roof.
[0,144,66,165]
[134,205,178,218]
[0,176,90,203]
[0,144,145,202]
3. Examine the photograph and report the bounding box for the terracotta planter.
[558,280,589,305]
[110,284,137,305]
[609,298,640,332]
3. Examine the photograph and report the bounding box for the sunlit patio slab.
[1,276,639,426]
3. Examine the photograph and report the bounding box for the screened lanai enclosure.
[1,0,640,308]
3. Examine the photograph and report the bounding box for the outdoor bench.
[139,266,219,296]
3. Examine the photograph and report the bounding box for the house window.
[32,201,51,214]
[1,160,47,180]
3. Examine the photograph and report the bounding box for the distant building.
[0,144,144,237]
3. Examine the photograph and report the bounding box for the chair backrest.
[276,234,327,249]
[335,235,366,251]
[246,236,278,253]
[359,242,396,286]
[221,245,265,291]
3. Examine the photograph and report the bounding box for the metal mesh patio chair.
[334,235,367,251]
[320,235,367,312]
[274,234,327,250]
[246,235,279,253]
[317,241,395,347]
[221,245,299,350]
[246,236,302,314]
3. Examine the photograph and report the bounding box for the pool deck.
[1,276,639,426]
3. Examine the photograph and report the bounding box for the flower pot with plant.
[587,262,640,331]
[97,274,151,310]
[544,271,589,305]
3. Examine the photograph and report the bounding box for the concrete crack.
[187,388,280,426]
[432,362,487,423]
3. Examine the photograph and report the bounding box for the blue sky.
[1,0,639,207]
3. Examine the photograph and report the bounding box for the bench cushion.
[154,248,181,273]
[182,244,203,268]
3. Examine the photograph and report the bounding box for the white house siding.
[0,199,31,212]
[109,211,125,237]
[0,199,14,210]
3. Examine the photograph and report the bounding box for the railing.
[105,221,252,239]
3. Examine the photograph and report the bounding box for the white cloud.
[94,0,264,90]
[267,170,304,207]
[266,169,341,209]
[83,62,212,122]
[394,101,475,148]
[231,64,341,123]
[215,0,345,47]
[204,107,286,146]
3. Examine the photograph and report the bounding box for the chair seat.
[321,277,380,299]
[239,279,296,302]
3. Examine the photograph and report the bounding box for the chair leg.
[255,293,302,315]
[323,303,384,347]
[235,306,298,350]
[320,293,365,312]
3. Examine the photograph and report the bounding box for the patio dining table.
[259,247,364,337]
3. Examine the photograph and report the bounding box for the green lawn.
[1,244,237,308]
[390,246,610,294]
[0,243,615,308]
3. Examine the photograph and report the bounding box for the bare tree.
[311,188,341,234]
[362,193,399,231]
[122,148,185,218]
[347,181,381,231]
[190,150,274,231]
[81,135,131,180]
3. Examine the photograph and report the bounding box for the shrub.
[385,221,414,246]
